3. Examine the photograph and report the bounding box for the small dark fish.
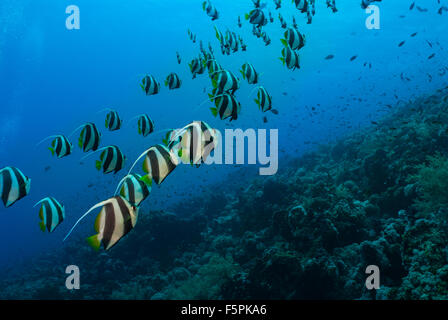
[263,116,268,123]
[439,6,448,15]
[271,109,279,115]
[416,6,428,12]
[325,54,334,60]
[44,166,51,172]
[282,92,288,96]
[428,53,435,59]
[371,121,378,125]
[398,41,405,47]
[350,55,357,61]
[410,32,418,37]
[426,40,433,48]
[409,2,415,10]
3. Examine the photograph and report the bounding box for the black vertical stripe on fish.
[125,178,136,205]
[11,167,27,204]
[102,202,116,249]
[44,200,52,232]
[117,196,132,235]
[103,148,114,173]
[52,198,64,227]
[1,169,12,207]
[147,148,160,184]
[55,137,63,156]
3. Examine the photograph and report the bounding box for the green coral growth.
[409,153,448,216]
[164,255,240,299]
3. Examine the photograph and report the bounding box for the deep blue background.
[0,0,446,270]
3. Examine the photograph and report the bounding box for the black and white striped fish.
[78,123,101,152]
[292,16,298,28]
[167,121,218,166]
[254,86,273,112]
[245,9,268,27]
[226,31,239,52]
[281,28,306,51]
[211,70,240,95]
[188,29,197,43]
[94,146,126,174]
[137,114,155,137]
[189,58,205,79]
[35,197,65,233]
[165,73,182,90]
[293,0,309,13]
[142,144,179,185]
[209,93,241,121]
[361,0,382,9]
[105,110,123,131]
[84,196,139,251]
[278,13,287,28]
[202,1,219,20]
[0,166,31,208]
[204,59,223,75]
[118,173,151,207]
[239,36,247,51]
[262,32,271,46]
[274,0,281,9]
[240,63,259,84]
[280,46,300,70]
[43,135,72,159]
[141,74,160,96]
[326,0,338,12]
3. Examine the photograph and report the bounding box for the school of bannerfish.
[0,0,380,251]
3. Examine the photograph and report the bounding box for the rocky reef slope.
[2,88,448,300]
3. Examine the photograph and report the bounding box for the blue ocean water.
[0,0,446,276]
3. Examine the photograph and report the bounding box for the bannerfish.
[293,0,309,13]
[274,0,281,9]
[176,51,182,64]
[34,197,65,233]
[141,74,160,96]
[0,166,31,208]
[37,135,72,159]
[105,110,123,131]
[165,73,182,90]
[240,62,259,84]
[239,36,247,51]
[202,1,219,20]
[117,174,151,207]
[281,27,306,51]
[137,114,155,137]
[167,121,218,166]
[326,0,337,12]
[65,196,139,251]
[204,58,223,75]
[361,0,382,9]
[278,13,287,28]
[141,144,179,185]
[280,46,301,70]
[254,86,273,112]
[92,146,126,174]
[210,69,240,95]
[78,123,101,152]
[245,9,268,27]
[210,93,241,121]
[189,58,205,79]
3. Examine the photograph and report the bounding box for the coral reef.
[2,89,448,300]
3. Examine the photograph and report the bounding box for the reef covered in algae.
[2,88,448,300]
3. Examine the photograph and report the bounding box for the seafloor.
[2,87,448,300]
